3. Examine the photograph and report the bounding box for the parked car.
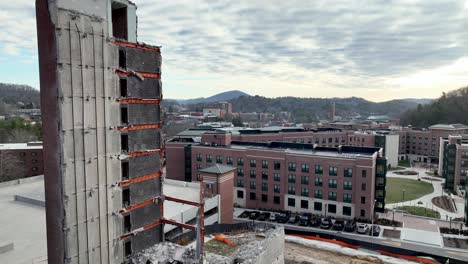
[268,213,278,222]
[276,213,290,223]
[299,213,312,226]
[249,211,260,220]
[370,225,381,236]
[320,216,334,229]
[309,216,321,227]
[357,223,369,234]
[344,221,357,232]
[258,212,271,221]
[288,214,300,224]
[332,220,345,231]
[239,211,251,218]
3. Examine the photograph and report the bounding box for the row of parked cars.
[238,210,381,236]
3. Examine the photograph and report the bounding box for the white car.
[268,213,277,221]
[357,223,369,234]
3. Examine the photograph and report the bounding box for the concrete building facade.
[167,132,387,221]
[36,0,162,262]
[439,135,468,192]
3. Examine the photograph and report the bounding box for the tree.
[0,151,26,182]
[232,116,243,127]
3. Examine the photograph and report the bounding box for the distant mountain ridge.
[400,98,434,105]
[173,90,249,104]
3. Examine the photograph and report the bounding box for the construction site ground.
[284,242,384,264]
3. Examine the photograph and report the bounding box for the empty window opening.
[121,134,129,152]
[124,215,131,233]
[119,50,126,69]
[122,188,130,207]
[121,106,128,124]
[124,240,132,257]
[121,161,129,180]
[112,3,128,40]
[120,78,127,97]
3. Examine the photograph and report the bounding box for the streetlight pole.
[402,189,405,203]
[371,199,377,248]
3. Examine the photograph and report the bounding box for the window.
[274,184,280,193]
[328,204,336,214]
[250,181,256,190]
[329,166,337,176]
[301,187,309,197]
[121,161,129,180]
[262,160,268,169]
[237,157,244,166]
[250,192,256,200]
[463,152,468,159]
[31,152,37,156]
[314,190,322,199]
[262,171,268,180]
[328,179,337,188]
[288,162,296,172]
[274,173,280,182]
[237,168,244,177]
[236,179,244,188]
[343,193,352,203]
[216,155,222,164]
[20,152,26,157]
[288,186,296,195]
[288,198,295,207]
[301,176,309,185]
[261,182,268,191]
[196,174,200,181]
[197,164,203,171]
[461,170,468,176]
[196,153,202,162]
[315,165,323,174]
[314,202,322,211]
[226,156,233,165]
[301,164,309,173]
[261,194,268,202]
[274,196,280,204]
[344,168,353,178]
[343,206,352,216]
[344,181,352,190]
[274,161,281,170]
[361,183,366,191]
[121,134,128,152]
[301,200,309,209]
[288,174,296,183]
[362,170,367,178]
[32,167,38,171]
[237,190,244,198]
[122,188,130,207]
[250,159,256,167]
[361,196,366,204]
[360,209,365,217]
[206,154,212,163]
[328,191,337,201]
[250,170,256,178]
[315,177,323,187]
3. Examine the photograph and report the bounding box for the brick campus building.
[166,130,387,220]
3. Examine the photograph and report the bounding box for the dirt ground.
[284,242,385,264]
[382,229,401,239]
[432,196,456,212]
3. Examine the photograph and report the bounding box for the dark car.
[332,220,345,231]
[320,216,334,229]
[344,221,357,232]
[239,211,251,218]
[249,211,260,220]
[309,216,321,227]
[288,215,301,224]
[257,212,271,221]
[276,213,290,223]
[299,213,312,226]
[370,225,381,236]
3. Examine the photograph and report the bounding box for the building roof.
[0,142,42,150]
[199,164,237,174]
[429,124,468,130]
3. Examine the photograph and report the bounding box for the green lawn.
[386,178,434,204]
[398,160,411,168]
[397,206,441,219]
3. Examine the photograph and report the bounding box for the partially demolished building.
[36,0,163,262]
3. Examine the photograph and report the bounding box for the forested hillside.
[400,87,468,127]
[0,83,40,115]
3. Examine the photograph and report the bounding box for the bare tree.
[0,150,27,182]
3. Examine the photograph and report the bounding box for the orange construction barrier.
[377,250,440,264]
[214,234,236,246]
[289,234,360,249]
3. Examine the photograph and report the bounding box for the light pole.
[371,199,377,247]
[392,209,395,227]
[402,189,406,203]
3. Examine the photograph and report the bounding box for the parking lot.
[235,209,382,238]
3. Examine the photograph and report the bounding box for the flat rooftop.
[198,141,380,159]
[0,143,42,150]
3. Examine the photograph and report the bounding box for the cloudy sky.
[1,0,468,101]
